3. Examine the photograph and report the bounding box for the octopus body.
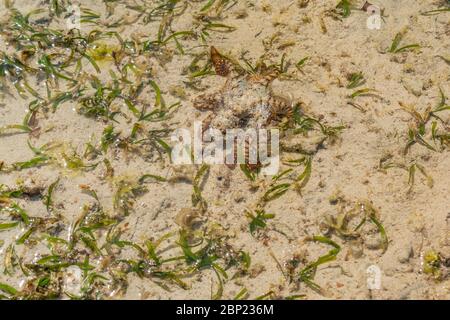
[192,49,299,169]
[193,74,295,133]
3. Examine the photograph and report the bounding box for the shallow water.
[0,0,449,300]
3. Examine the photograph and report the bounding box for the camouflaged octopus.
[192,47,333,159]
[192,47,298,134]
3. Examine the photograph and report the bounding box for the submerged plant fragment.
[388,32,420,54]
[113,177,148,217]
[422,250,448,281]
[400,89,449,154]
[246,210,275,236]
[298,236,341,293]
[324,200,388,253]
